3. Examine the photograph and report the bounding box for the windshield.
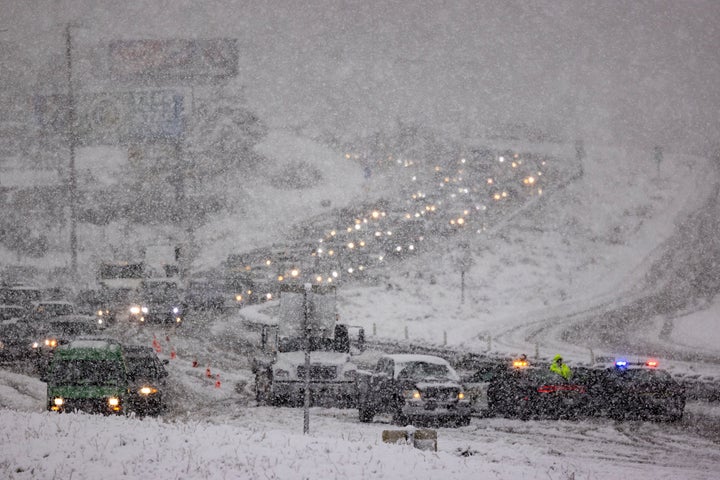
[42,321,97,337]
[0,307,26,321]
[125,357,163,380]
[141,282,179,304]
[35,304,74,316]
[49,359,125,386]
[397,361,458,381]
[99,264,144,279]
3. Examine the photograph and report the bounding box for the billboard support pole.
[65,23,79,280]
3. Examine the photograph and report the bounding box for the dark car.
[0,320,38,362]
[27,300,76,322]
[461,359,515,417]
[184,278,226,311]
[487,366,589,420]
[0,304,27,321]
[123,345,169,416]
[0,285,43,308]
[129,279,184,326]
[32,315,103,368]
[585,361,685,422]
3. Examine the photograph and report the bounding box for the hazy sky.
[2,0,718,153]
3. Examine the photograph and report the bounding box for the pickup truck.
[357,353,471,426]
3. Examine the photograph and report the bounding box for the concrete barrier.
[381,428,437,452]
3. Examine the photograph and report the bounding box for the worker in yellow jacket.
[550,354,572,380]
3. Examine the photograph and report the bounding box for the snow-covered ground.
[3,142,720,479]
[2,350,720,480]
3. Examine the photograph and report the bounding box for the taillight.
[537,385,557,394]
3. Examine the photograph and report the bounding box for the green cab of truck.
[42,339,129,415]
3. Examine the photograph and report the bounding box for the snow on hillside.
[335,145,717,363]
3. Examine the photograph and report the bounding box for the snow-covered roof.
[384,353,451,366]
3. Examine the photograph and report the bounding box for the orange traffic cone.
[152,335,162,353]
[215,374,221,389]
[205,365,212,378]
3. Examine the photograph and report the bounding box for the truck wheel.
[392,409,408,426]
[358,406,373,423]
[254,370,271,406]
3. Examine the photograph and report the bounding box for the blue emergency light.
[614,359,628,369]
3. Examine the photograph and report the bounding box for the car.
[357,354,471,427]
[42,339,129,415]
[0,284,43,308]
[27,300,76,322]
[123,345,169,416]
[0,304,27,321]
[129,279,184,325]
[584,359,686,422]
[487,365,589,420]
[461,358,514,417]
[32,315,104,369]
[184,278,227,311]
[0,319,39,362]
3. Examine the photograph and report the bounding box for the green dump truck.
[43,339,129,415]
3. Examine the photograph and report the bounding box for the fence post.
[443,330,447,346]
[535,343,539,360]
[404,325,408,340]
[373,322,376,336]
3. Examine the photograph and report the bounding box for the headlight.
[32,342,39,349]
[107,397,120,407]
[54,397,64,406]
[141,306,149,314]
[139,386,158,395]
[172,307,180,314]
[403,389,421,400]
[97,318,103,325]
[130,306,141,315]
[175,317,182,323]
[97,310,104,316]
[458,391,466,400]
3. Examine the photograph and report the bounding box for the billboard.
[33,90,185,144]
[109,39,239,81]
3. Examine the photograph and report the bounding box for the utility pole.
[64,23,79,280]
[302,283,311,435]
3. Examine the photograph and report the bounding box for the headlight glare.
[139,386,158,395]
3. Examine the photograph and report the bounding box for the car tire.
[392,409,407,426]
[358,406,373,423]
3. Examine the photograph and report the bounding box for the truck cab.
[253,285,365,408]
[357,354,470,426]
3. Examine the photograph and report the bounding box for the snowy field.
[2,361,720,480]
